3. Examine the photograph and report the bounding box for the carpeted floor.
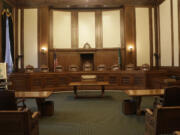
[26,91,154,135]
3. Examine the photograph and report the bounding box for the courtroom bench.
[9,70,148,91]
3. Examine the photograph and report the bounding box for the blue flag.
[5,17,13,73]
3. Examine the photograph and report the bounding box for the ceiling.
[9,0,163,8]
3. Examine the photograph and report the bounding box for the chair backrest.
[83,62,92,71]
[97,64,106,71]
[0,90,17,110]
[55,65,63,72]
[111,64,120,71]
[40,65,49,72]
[25,64,34,73]
[163,86,180,106]
[69,64,79,72]
[0,109,39,135]
[155,106,180,134]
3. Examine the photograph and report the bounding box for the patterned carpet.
[26,91,154,135]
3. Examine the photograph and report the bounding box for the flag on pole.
[118,48,121,69]
[5,16,13,73]
[53,50,58,72]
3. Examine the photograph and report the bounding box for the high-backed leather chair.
[140,63,150,71]
[25,65,34,73]
[97,64,106,71]
[0,90,17,110]
[163,86,180,106]
[0,90,26,110]
[69,64,79,72]
[40,65,49,72]
[83,61,92,72]
[111,64,120,71]
[145,105,180,135]
[55,65,63,72]
[125,64,135,71]
[0,108,39,135]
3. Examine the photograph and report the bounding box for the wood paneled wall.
[0,1,2,62]
[124,6,136,65]
[38,7,49,66]
[48,48,124,71]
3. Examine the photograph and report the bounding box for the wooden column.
[95,10,102,49]
[38,7,49,67]
[124,6,136,65]
[71,11,78,49]
[0,1,2,62]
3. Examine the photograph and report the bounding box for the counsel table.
[15,91,53,115]
[69,81,109,98]
[124,89,164,115]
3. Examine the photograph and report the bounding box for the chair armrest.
[145,108,153,115]
[32,112,39,119]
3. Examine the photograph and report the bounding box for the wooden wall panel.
[71,11,78,49]
[95,10,102,49]
[38,7,49,67]
[0,1,2,62]
[124,6,136,65]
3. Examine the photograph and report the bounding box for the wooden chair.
[0,108,39,135]
[125,64,135,71]
[0,90,25,110]
[145,105,180,135]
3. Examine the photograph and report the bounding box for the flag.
[5,16,13,73]
[118,48,121,68]
[53,51,58,72]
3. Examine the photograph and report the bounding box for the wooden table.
[15,91,52,115]
[124,89,164,115]
[69,81,109,98]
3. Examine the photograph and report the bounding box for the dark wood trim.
[95,10,102,49]
[120,8,125,48]
[149,8,153,67]
[120,8,125,69]
[124,6,136,65]
[170,0,174,66]
[4,0,16,7]
[154,5,160,67]
[0,1,2,62]
[38,7,49,66]
[178,0,180,66]
[157,6,161,66]
[49,9,53,49]
[71,11,78,49]
[21,9,24,69]
[133,7,137,67]
[38,8,40,67]
[14,7,18,70]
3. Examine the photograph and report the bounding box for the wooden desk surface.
[125,89,164,97]
[15,91,52,98]
[69,81,109,86]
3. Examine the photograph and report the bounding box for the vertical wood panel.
[38,7,49,66]
[14,8,18,70]
[95,10,102,49]
[149,8,153,67]
[120,8,125,69]
[0,1,2,62]
[21,9,24,68]
[49,9,53,49]
[71,11,78,49]
[170,0,174,66]
[178,0,180,66]
[124,6,136,65]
